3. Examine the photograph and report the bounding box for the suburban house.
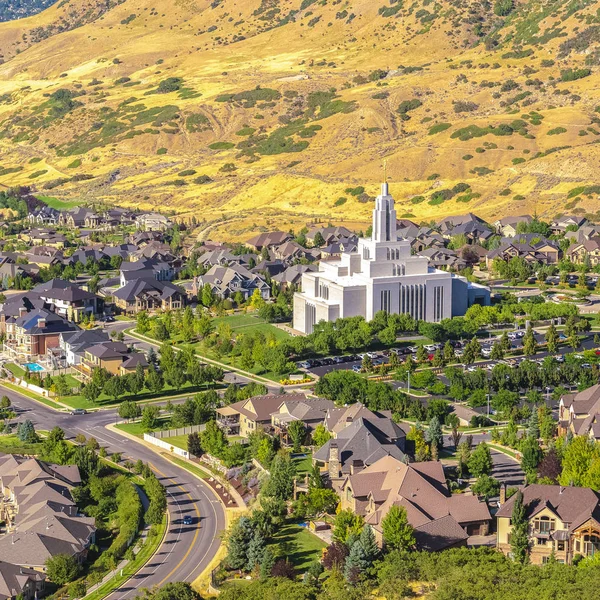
[79,341,148,376]
[313,417,407,491]
[216,394,322,438]
[550,216,588,235]
[493,215,533,237]
[566,238,600,266]
[120,259,175,286]
[338,455,490,550]
[496,484,600,564]
[246,231,292,252]
[35,279,101,322]
[58,207,95,229]
[270,397,335,444]
[558,384,600,440]
[59,329,111,366]
[306,226,356,247]
[113,278,185,314]
[0,454,95,572]
[0,561,46,599]
[194,265,270,301]
[272,264,318,290]
[4,309,79,359]
[486,236,560,268]
[135,213,172,232]
[28,206,59,226]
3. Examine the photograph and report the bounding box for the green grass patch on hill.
[267,524,326,571]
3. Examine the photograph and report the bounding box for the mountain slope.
[0,0,599,240]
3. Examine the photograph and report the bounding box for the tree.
[0,396,10,409]
[381,505,415,551]
[145,367,164,394]
[188,432,202,456]
[141,405,160,432]
[201,420,228,457]
[510,491,530,564]
[54,374,70,398]
[468,442,493,477]
[537,448,562,483]
[287,420,306,453]
[322,542,349,571]
[521,437,543,477]
[332,510,364,544]
[226,516,254,570]
[312,231,325,247]
[425,416,443,451]
[443,340,455,361]
[471,474,500,499]
[312,423,331,448]
[201,283,215,307]
[456,440,471,478]
[45,554,80,585]
[103,376,126,402]
[528,408,540,440]
[522,326,537,357]
[143,582,202,600]
[545,324,559,354]
[17,419,37,443]
[83,381,102,405]
[263,452,296,501]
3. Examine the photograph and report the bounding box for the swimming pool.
[23,363,45,372]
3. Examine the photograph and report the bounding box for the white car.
[408,346,419,353]
[481,347,492,357]
[424,344,437,352]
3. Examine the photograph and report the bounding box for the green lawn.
[36,195,82,210]
[293,452,313,475]
[58,380,221,410]
[166,455,210,479]
[267,523,326,572]
[163,434,189,451]
[0,433,44,455]
[5,363,25,378]
[212,312,289,336]
[115,418,170,437]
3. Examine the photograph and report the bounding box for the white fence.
[143,433,190,459]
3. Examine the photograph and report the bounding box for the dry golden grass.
[0,0,599,238]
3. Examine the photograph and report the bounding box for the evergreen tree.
[344,538,368,583]
[523,326,537,357]
[425,416,443,451]
[263,452,296,501]
[358,525,379,563]
[443,340,455,361]
[510,491,530,564]
[545,324,559,354]
[246,532,266,571]
[528,408,540,440]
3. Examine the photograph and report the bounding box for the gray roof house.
[195,264,270,300]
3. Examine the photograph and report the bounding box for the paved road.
[443,432,525,486]
[1,385,226,597]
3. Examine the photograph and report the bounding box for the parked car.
[424,344,437,352]
[408,346,419,354]
[352,365,362,373]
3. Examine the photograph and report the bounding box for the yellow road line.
[150,462,202,586]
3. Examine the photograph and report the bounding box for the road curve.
[0,385,226,597]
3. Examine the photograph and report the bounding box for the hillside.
[0,0,599,240]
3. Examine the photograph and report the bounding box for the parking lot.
[299,330,594,380]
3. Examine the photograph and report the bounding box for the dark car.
[71,409,87,415]
[183,515,193,525]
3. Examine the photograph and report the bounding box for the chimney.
[18,307,27,317]
[328,441,340,480]
[37,318,46,329]
[499,483,506,505]
[350,459,363,475]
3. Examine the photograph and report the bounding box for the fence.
[143,424,206,459]
[150,424,206,439]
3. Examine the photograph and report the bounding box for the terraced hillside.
[0,0,599,240]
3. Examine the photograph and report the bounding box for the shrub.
[494,0,513,16]
[561,68,591,81]
[334,197,347,206]
[194,175,213,184]
[156,148,167,155]
[209,142,234,150]
[548,127,567,135]
[397,99,423,120]
[67,159,81,169]
[454,101,478,113]
[178,169,197,177]
[428,123,451,135]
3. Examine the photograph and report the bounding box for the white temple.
[293,182,488,334]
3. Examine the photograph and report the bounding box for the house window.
[346,487,352,501]
[533,516,555,534]
[557,541,565,551]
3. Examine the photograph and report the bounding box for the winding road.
[0,386,226,597]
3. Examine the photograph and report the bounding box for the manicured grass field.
[5,363,25,378]
[0,382,65,410]
[267,523,326,572]
[115,418,170,437]
[211,313,291,342]
[36,195,82,210]
[292,452,313,475]
[163,434,189,451]
[166,455,210,479]
[0,433,44,455]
